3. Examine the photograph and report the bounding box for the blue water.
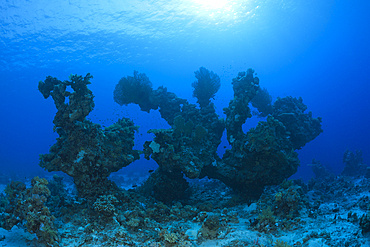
[0,0,369,181]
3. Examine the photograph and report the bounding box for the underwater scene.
[0,0,369,246]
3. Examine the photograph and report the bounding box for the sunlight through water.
[0,0,260,69]
[192,0,230,9]
[187,0,257,25]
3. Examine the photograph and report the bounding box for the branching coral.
[192,66,221,108]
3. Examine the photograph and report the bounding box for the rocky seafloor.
[0,167,370,247]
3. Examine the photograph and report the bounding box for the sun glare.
[192,0,230,9]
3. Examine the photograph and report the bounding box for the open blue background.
[0,0,369,181]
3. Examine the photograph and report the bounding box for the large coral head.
[192,66,221,108]
[113,70,154,112]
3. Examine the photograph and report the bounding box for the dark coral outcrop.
[223,69,260,143]
[208,116,300,198]
[115,68,317,201]
[205,70,321,198]
[39,67,323,205]
[251,87,273,117]
[38,74,140,200]
[192,66,221,108]
[341,149,367,177]
[113,70,156,112]
[272,96,323,150]
[113,68,323,202]
[140,99,224,202]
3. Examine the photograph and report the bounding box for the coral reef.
[1,168,369,246]
[203,69,316,197]
[110,70,224,202]
[93,195,118,216]
[308,159,334,180]
[0,193,7,213]
[212,115,300,198]
[273,183,306,220]
[251,180,307,234]
[36,68,323,205]
[192,66,221,108]
[114,68,322,202]
[359,212,370,234]
[273,239,291,247]
[113,70,155,112]
[223,69,260,142]
[138,167,191,204]
[341,149,367,177]
[251,87,273,117]
[9,68,325,245]
[0,177,58,246]
[38,74,140,200]
[197,213,221,239]
[272,96,323,150]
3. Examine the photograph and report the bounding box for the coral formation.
[251,180,308,234]
[341,149,367,177]
[274,239,292,247]
[4,68,325,245]
[0,177,58,246]
[359,212,370,234]
[308,159,335,181]
[38,74,140,200]
[251,87,273,117]
[216,115,299,197]
[117,68,322,202]
[113,70,155,112]
[93,195,118,216]
[272,96,323,150]
[192,66,221,108]
[2,158,368,246]
[37,69,323,205]
[197,213,221,239]
[273,184,304,220]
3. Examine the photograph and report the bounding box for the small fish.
[132,184,137,188]
[148,170,154,173]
